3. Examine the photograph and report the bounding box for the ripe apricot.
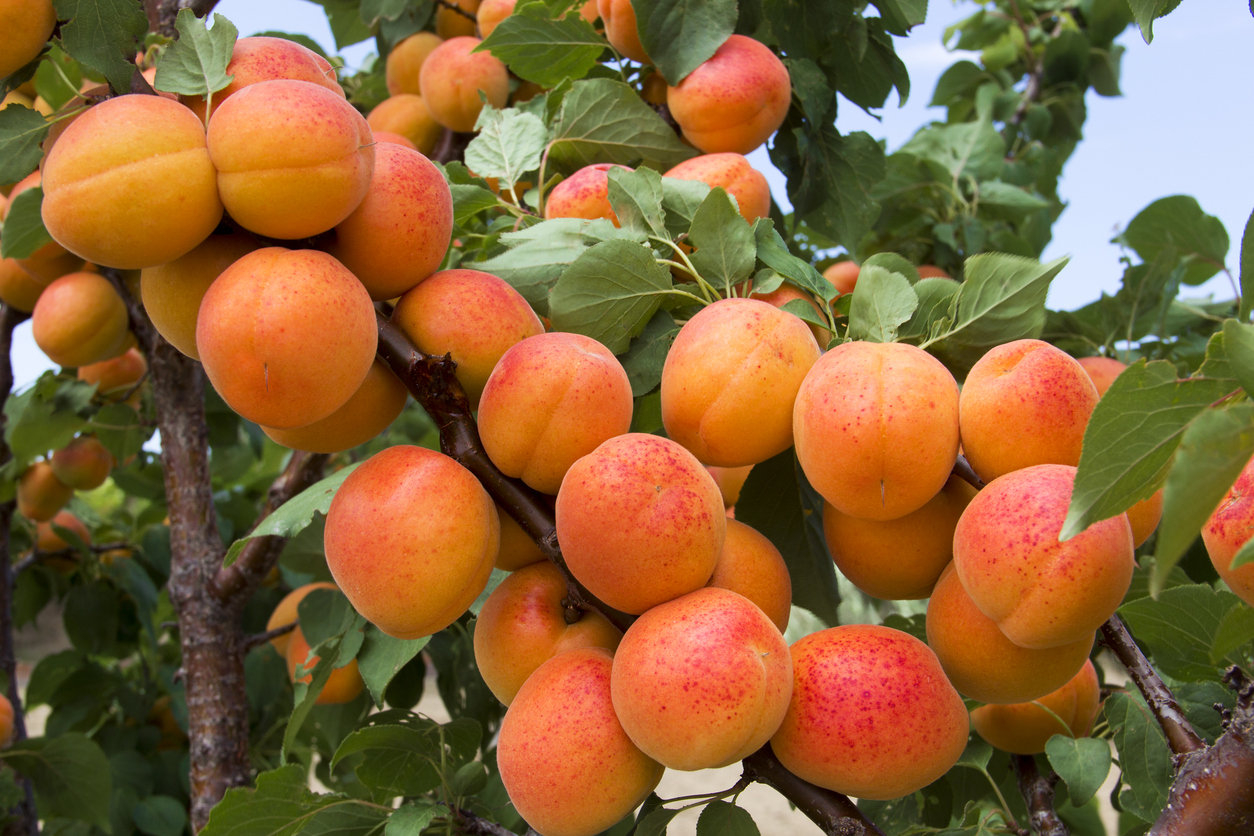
[208,80,374,240]
[708,519,791,632]
[266,582,338,658]
[35,510,91,553]
[971,660,1101,754]
[822,261,859,295]
[3,172,85,285]
[79,348,147,402]
[183,36,343,122]
[954,464,1134,649]
[1201,454,1254,607]
[391,269,544,409]
[641,71,667,105]
[664,153,770,223]
[0,693,12,748]
[436,0,481,39]
[366,95,442,155]
[794,341,960,521]
[748,282,830,346]
[477,0,515,37]
[707,464,753,508]
[286,627,365,705]
[926,563,1094,705]
[1076,355,1126,397]
[0,0,56,79]
[916,265,951,279]
[41,95,222,269]
[473,561,622,705]
[597,0,649,63]
[544,163,630,225]
[386,32,443,96]
[0,259,46,312]
[31,272,131,368]
[495,505,545,571]
[1127,490,1164,548]
[17,461,73,522]
[197,248,377,429]
[263,360,408,453]
[556,433,725,614]
[498,648,663,836]
[771,625,969,800]
[370,131,418,151]
[324,445,499,639]
[667,35,790,155]
[50,436,113,490]
[959,339,1100,483]
[418,36,509,133]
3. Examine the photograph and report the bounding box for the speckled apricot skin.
[326,143,452,300]
[926,563,1093,704]
[498,648,664,836]
[664,153,770,223]
[597,0,649,63]
[262,360,408,453]
[708,519,792,632]
[17,461,73,522]
[266,582,338,658]
[287,627,365,705]
[196,248,377,429]
[662,298,820,467]
[666,35,790,155]
[1076,355,1126,397]
[42,95,222,269]
[140,231,258,360]
[391,269,544,409]
[822,261,859,295]
[794,341,960,522]
[544,163,631,225]
[1201,455,1254,607]
[770,624,969,800]
[31,272,131,368]
[324,445,499,639]
[50,436,112,491]
[495,503,545,570]
[556,434,725,614]
[386,32,443,96]
[824,475,976,601]
[478,332,633,495]
[971,660,1101,754]
[473,562,622,705]
[954,464,1134,649]
[418,37,509,132]
[611,587,791,770]
[207,80,374,240]
[183,36,343,122]
[366,95,443,155]
[959,339,1100,483]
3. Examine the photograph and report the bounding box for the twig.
[1006,0,1042,127]
[144,0,222,36]
[432,128,473,165]
[952,454,986,491]
[242,621,297,654]
[740,745,887,836]
[435,0,477,23]
[1013,755,1068,836]
[454,808,522,836]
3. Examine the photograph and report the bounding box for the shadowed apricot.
[926,563,1094,704]
[556,434,725,614]
[0,259,46,312]
[263,360,408,453]
[1077,355,1126,397]
[32,272,131,368]
[794,341,960,521]
[959,339,1100,483]
[386,32,443,96]
[667,35,790,154]
[266,582,338,657]
[597,0,649,63]
[287,628,365,705]
[3,172,84,285]
[1127,490,1164,548]
[79,348,147,402]
[197,248,377,429]
[824,475,976,601]
[370,131,417,150]
[325,445,499,639]
[822,261,859,295]
[544,163,631,225]
[391,269,544,409]
[436,0,481,38]
[419,37,509,132]
[36,511,90,552]
[474,561,622,705]
[749,282,830,346]
[183,36,343,121]
[498,648,663,836]
[366,95,442,155]
[771,624,969,800]
[495,504,545,571]
[17,461,73,522]
[971,660,1101,754]
[664,153,770,223]
[1201,454,1254,607]
[707,464,753,508]
[641,71,667,104]
[916,265,951,279]
[708,519,791,632]
[0,693,11,748]
[41,95,222,269]
[0,0,56,79]
[50,436,113,490]
[954,464,1134,649]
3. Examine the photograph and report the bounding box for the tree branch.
[432,128,473,165]
[242,621,297,654]
[741,745,886,836]
[454,808,522,836]
[145,0,222,36]
[1013,755,1068,836]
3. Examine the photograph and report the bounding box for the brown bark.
[1013,755,1068,836]
[740,745,886,836]
[144,0,223,36]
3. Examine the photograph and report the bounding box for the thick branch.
[1013,755,1068,836]
[741,745,886,836]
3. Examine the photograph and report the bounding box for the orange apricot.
[1201,454,1254,607]
[971,661,1101,754]
[477,0,515,37]
[0,259,46,312]
[79,348,147,402]
[1127,489,1164,548]
[495,504,546,571]
[597,0,649,63]
[0,693,13,748]
[3,172,85,285]
[916,265,951,279]
[386,32,443,96]
[544,163,630,225]
[286,627,365,705]
[822,261,859,295]
[370,131,418,151]
[366,95,442,155]
[0,0,56,80]
[706,464,753,508]
[1076,355,1126,397]
[31,272,131,368]
[262,360,408,453]
[418,36,509,133]
[50,436,113,490]
[436,0,481,39]
[707,519,791,632]
[36,510,91,552]
[266,582,338,658]
[17,461,73,522]
[182,36,343,122]
[641,71,667,105]
[664,153,770,223]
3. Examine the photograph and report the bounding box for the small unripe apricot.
[597,0,649,63]
[0,0,56,80]
[822,261,859,295]
[1201,454,1254,607]
[17,461,73,522]
[436,0,481,39]
[266,582,338,658]
[664,153,770,223]
[386,32,443,96]
[262,360,408,453]
[366,95,442,155]
[36,510,91,553]
[544,163,630,225]
[419,37,509,133]
[50,436,113,490]
[971,660,1101,754]
[31,272,131,368]
[183,36,343,122]
[1076,355,1126,397]
[287,628,365,705]
[708,519,792,632]
[79,348,147,402]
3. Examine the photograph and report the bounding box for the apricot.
[0,693,12,748]
[824,475,976,601]
[41,95,222,269]
[3,172,85,285]
[954,464,1134,649]
[183,36,343,122]
[0,259,46,312]
[386,32,443,96]
[749,282,830,346]
[662,298,820,467]
[597,0,649,63]
[916,265,951,279]
[263,360,408,453]
[17,461,73,522]
[196,248,377,429]
[822,261,859,295]
[1077,355,1126,397]
[771,625,969,800]
[641,71,667,105]
[664,154,770,223]
[287,627,365,705]
[140,231,258,360]
[794,341,960,521]
[366,95,442,156]
[1127,489,1164,548]
[436,0,481,39]
[208,80,374,240]
[497,648,663,836]
[266,582,338,658]
[478,333,633,495]
[477,0,515,37]
[667,35,790,155]
[370,131,418,151]
[35,510,91,552]
[474,561,622,705]
[926,563,1094,704]
[0,0,56,79]
[327,142,453,300]
[31,272,131,368]
[324,445,499,639]
[1201,454,1254,607]
[50,436,113,491]
[556,434,725,614]
[708,519,792,632]
[418,36,509,132]
[495,506,545,571]
[544,163,630,225]
[390,269,544,409]
[707,464,753,508]
[79,348,147,402]
[141,68,179,102]
[971,660,1101,754]
[959,339,1100,483]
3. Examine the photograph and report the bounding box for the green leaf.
[1045,736,1111,807]
[2,734,112,830]
[477,2,606,87]
[633,0,737,85]
[0,105,50,186]
[976,180,1050,219]
[450,183,503,224]
[899,277,960,342]
[752,220,837,301]
[5,376,92,469]
[306,0,375,49]
[465,106,547,190]
[449,760,488,796]
[90,403,145,464]
[1211,603,1254,664]
[55,0,149,93]
[34,47,83,112]
[900,118,1005,182]
[871,0,928,35]
[153,10,237,98]
[606,167,668,241]
[861,253,920,285]
[356,627,430,708]
[1115,195,1228,286]
[385,801,447,836]
[1120,585,1245,681]
[827,17,909,112]
[330,724,443,798]
[776,126,884,252]
[222,462,362,567]
[474,218,598,315]
[847,265,918,343]
[1,186,54,260]
[297,588,356,648]
[548,78,694,172]
[1239,206,1253,322]
[282,641,342,761]
[548,239,673,353]
[360,0,411,26]
[1104,692,1172,822]
[660,176,711,238]
[200,764,389,836]
[133,795,189,836]
[63,582,119,655]
[696,801,759,836]
[1126,0,1183,43]
[620,309,678,397]
[635,807,682,836]
[1222,320,1254,398]
[687,188,755,295]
